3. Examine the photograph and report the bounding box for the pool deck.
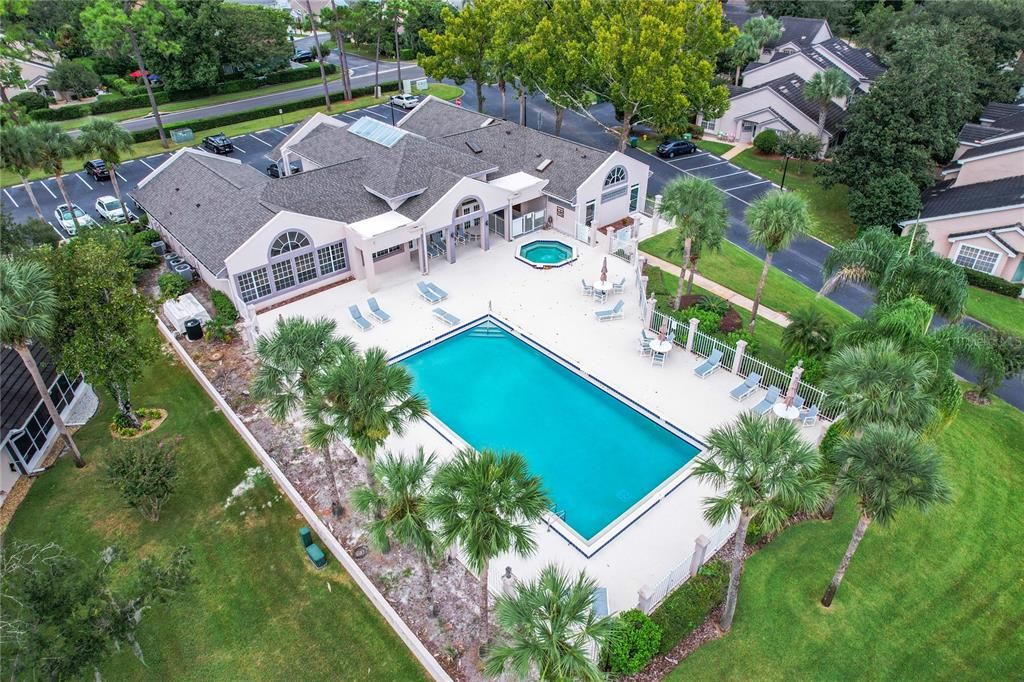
[256,232,824,614]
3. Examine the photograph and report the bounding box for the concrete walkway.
[644,254,791,327]
[721,142,752,160]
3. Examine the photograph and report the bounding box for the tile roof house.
[132,97,650,317]
[899,102,1024,287]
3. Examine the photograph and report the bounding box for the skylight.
[536,159,552,172]
[348,116,408,148]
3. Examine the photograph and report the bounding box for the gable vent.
[536,159,552,172]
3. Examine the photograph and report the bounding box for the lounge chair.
[751,386,781,416]
[594,300,625,321]
[416,281,442,303]
[348,304,372,331]
[800,405,819,426]
[729,372,761,401]
[427,282,449,300]
[693,349,723,378]
[367,297,390,323]
[581,279,594,296]
[612,276,626,294]
[433,307,460,326]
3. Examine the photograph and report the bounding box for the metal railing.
[638,523,733,614]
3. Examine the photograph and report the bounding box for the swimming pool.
[516,240,577,268]
[401,320,701,541]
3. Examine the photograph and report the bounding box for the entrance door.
[740,121,756,142]
[488,211,505,239]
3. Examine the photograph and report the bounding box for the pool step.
[467,324,505,338]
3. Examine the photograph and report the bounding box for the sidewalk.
[643,254,791,327]
[722,142,752,160]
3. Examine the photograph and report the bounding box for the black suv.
[202,133,234,154]
[656,139,698,158]
[292,49,314,63]
[84,159,110,180]
[265,161,302,178]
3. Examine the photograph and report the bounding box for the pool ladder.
[546,506,567,531]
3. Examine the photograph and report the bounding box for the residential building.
[2,53,67,103]
[132,96,650,314]
[899,102,1024,286]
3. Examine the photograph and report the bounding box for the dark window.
[317,242,347,274]
[603,166,626,187]
[269,231,310,258]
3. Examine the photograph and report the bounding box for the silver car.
[389,93,421,110]
[94,195,136,223]
[53,203,97,235]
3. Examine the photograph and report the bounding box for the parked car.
[83,159,110,180]
[94,195,136,223]
[265,161,303,178]
[53,204,97,235]
[292,49,314,63]
[389,93,421,110]
[656,139,698,158]
[202,133,234,154]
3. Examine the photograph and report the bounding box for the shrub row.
[961,266,1024,298]
[603,609,662,675]
[29,91,170,121]
[167,64,337,102]
[130,80,401,143]
[649,560,730,654]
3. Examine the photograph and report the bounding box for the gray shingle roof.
[1,344,56,441]
[958,136,1024,161]
[259,160,391,223]
[131,152,274,275]
[816,38,885,80]
[920,175,1024,220]
[399,101,499,138]
[764,16,828,50]
[723,5,760,27]
[980,102,1024,122]
[744,47,859,89]
[761,75,847,136]
[958,123,1011,145]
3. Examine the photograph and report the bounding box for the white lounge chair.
[693,349,723,378]
[427,282,449,300]
[800,405,819,426]
[594,300,625,321]
[729,372,761,401]
[751,386,781,416]
[348,304,372,331]
[367,297,390,323]
[416,281,442,303]
[433,307,460,326]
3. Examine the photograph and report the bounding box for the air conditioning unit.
[173,262,194,281]
[151,240,166,255]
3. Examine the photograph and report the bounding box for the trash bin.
[683,133,692,140]
[299,527,313,548]
[184,318,203,341]
[629,135,639,148]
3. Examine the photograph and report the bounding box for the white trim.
[948,231,1017,256]
[958,144,1024,164]
[899,203,1024,226]
[952,242,1003,274]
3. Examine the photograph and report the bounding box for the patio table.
[772,403,800,420]
[650,339,673,355]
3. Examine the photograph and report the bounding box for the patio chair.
[348,304,372,331]
[729,372,761,401]
[581,279,594,296]
[651,351,666,367]
[792,394,805,410]
[416,281,442,303]
[751,386,781,416]
[367,297,390,323]
[594,300,625,321]
[427,282,449,300]
[638,334,653,356]
[612,276,626,294]
[433,307,460,326]
[800,405,819,427]
[594,289,608,304]
[693,349,723,378]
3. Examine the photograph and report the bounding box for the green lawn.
[965,286,1024,337]
[641,229,857,330]
[667,394,1024,679]
[4,346,427,681]
[728,149,857,245]
[1,84,463,188]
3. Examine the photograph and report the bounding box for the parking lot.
[0,100,417,239]
[658,150,778,206]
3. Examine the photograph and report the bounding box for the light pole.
[779,154,792,190]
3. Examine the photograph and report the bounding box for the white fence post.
[651,194,663,234]
[637,585,655,613]
[685,317,700,353]
[689,535,711,576]
[644,296,657,330]
[731,339,747,375]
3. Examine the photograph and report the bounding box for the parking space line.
[340,112,359,122]
[722,191,751,206]
[728,180,773,191]
[248,134,273,147]
[272,127,289,135]
[232,144,248,153]
[116,171,128,182]
[146,155,163,161]
[75,173,94,190]
[38,181,57,198]
[47,221,63,238]
[712,170,748,180]
[139,159,155,171]
[668,152,710,164]
[363,108,388,120]
[687,160,728,171]
[3,189,18,207]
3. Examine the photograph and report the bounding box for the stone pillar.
[685,317,700,353]
[506,201,514,242]
[482,215,491,251]
[363,249,378,292]
[786,361,805,404]
[732,339,747,375]
[644,295,657,331]
[418,232,428,274]
[651,193,663,234]
[689,535,711,576]
[637,585,654,614]
[446,226,456,264]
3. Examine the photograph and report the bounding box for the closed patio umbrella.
[600,257,608,283]
[784,360,803,407]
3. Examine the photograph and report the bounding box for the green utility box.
[629,135,639,148]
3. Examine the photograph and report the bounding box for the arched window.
[604,166,627,187]
[269,231,310,258]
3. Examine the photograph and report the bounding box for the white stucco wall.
[742,54,826,89]
[575,152,650,229]
[708,90,829,144]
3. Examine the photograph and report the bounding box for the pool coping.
[390,313,708,560]
[514,238,579,270]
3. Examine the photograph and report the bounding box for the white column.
[651,194,663,234]
[419,232,428,275]
[363,248,378,292]
[732,339,747,375]
[689,535,711,576]
[644,295,656,331]
[685,317,700,353]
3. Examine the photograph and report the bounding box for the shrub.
[604,609,662,675]
[719,306,743,333]
[682,306,722,335]
[753,129,779,155]
[723,329,758,355]
[399,48,415,60]
[48,61,101,99]
[11,91,50,111]
[781,306,834,358]
[961,267,1023,298]
[158,272,189,300]
[785,354,825,385]
[29,103,91,121]
[211,290,238,321]
[105,437,180,521]
[205,289,240,342]
[650,560,730,654]
[697,296,729,317]
[135,228,160,243]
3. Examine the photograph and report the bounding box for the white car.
[95,195,136,223]
[389,93,421,110]
[53,204,97,235]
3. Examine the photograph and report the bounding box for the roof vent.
[465,138,483,154]
[505,130,512,135]
[480,118,494,127]
[536,159,552,172]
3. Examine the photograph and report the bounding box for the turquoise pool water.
[519,240,573,265]
[401,321,701,540]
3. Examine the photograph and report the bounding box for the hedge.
[167,63,338,102]
[649,560,729,654]
[29,91,170,120]
[961,266,1024,298]
[130,80,401,143]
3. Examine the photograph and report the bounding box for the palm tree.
[0,125,46,221]
[694,413,825,631]
[250,316,355,511]
[28,122,80,233]
[660,176,728,306]
[77,119,134,223]
[305,346,428,474]
[728,33,760,85]
[820,423,951,607]
[744,191,814,334]
[484,564,617,682]
[781,306,834,358]
[323,0,353,101]
[819,227,968,321]
[803,69,852,146]
[427,448,551,646]
[351,448,439,610]
[0,257,85,467]
[302,0,333,112]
